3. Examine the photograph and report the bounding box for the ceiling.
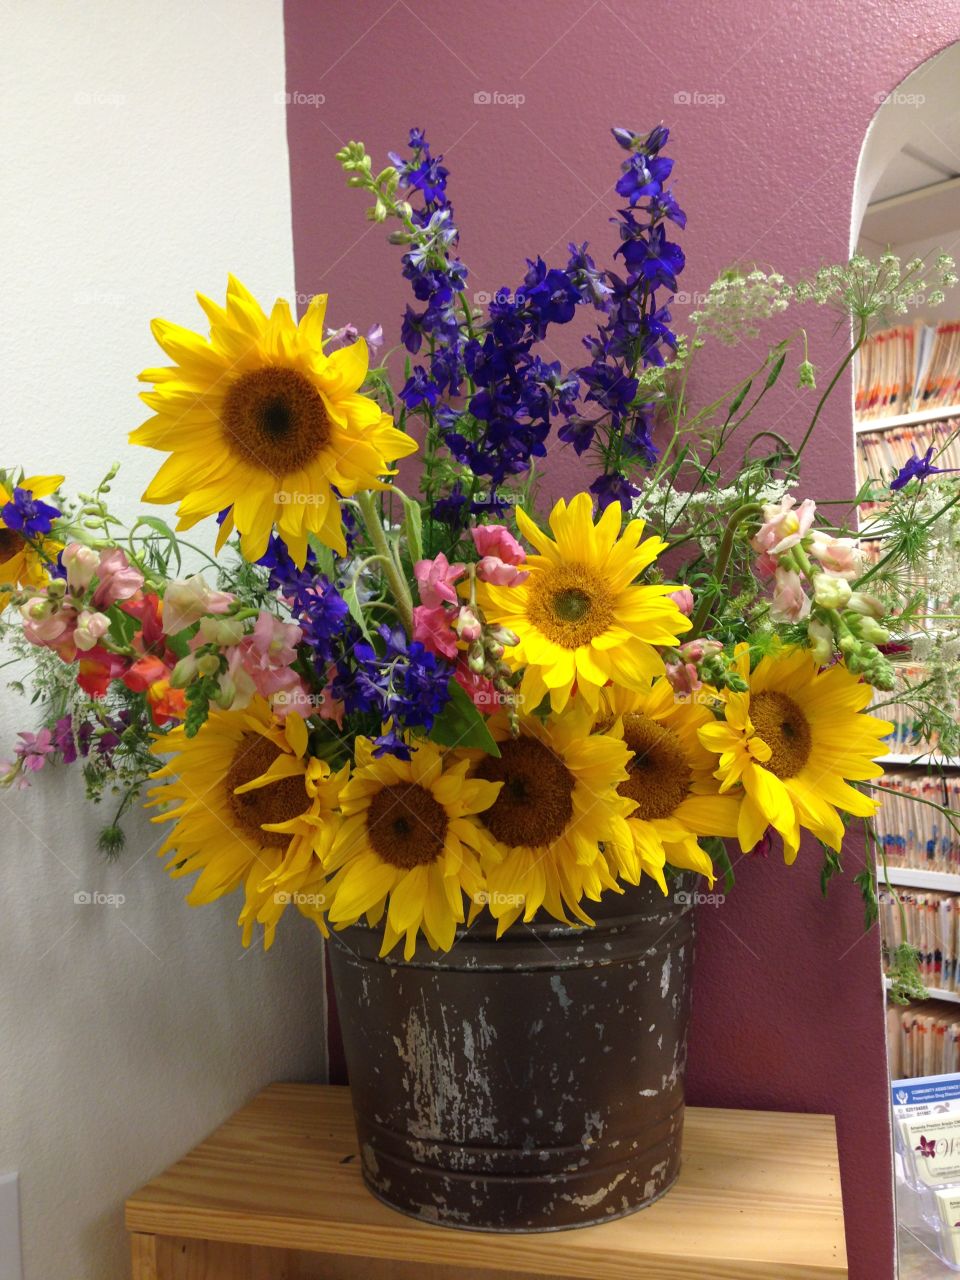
[860,44,960,247]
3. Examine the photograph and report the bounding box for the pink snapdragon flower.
[20,597,78,659]
[770,567,810,622]
[91,548,144,607]
[754,551,778,581]
[807,533,861,579]
[62,543,99,593]
[665,661,701,696]
[669,586,694,616]
[476,557,528,586]
[73,609,112,652]
[470,525,528,587]
[471,525,526,565]
[454,661,500,713]
[414,553,465,608]
[413,604,459,659]
[162,575,236,635]
[234,611,303,698]
[752,496,816,556]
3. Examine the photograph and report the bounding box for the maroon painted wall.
[284,4,960,1274]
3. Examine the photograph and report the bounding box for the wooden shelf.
[855,404,960,433]
[885,976,960,1005]
[878,864,960,891]
[126,1083,848,1280]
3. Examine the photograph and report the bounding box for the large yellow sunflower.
[480,493,690,713]
[147,696,346,947]
[596,680,741,891]
[697,644,892,863]
[131,276,418,565]
[466,705,634,934]
[0,473,63,613]
[323,736,501,960]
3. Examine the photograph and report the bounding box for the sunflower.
[596,680,741,891]
[698,644,893,863]
[480,493,690,713]
[466,705,634,934]
[147,697,346,947]
[131,276,417,566]
[0,473,63,613]
[323,736,501,960]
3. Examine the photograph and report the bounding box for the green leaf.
[763,350,787,390]
[726,378,753,419]
[818,840,844,896]
[399,491,424,563]
[429,680,501,756]
[129,516,182,575]
[306,534,336,580]
[701,835,735,893]
[105,602,137,648]
[854,866,879,930]
[341,580,371,640]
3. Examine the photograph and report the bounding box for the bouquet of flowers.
[3,123,959,990]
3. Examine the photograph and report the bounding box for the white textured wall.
[0,4,329,1278]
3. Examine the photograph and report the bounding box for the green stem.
[688,502,763,638]
[795,315,867,457]
[355,491,413,635]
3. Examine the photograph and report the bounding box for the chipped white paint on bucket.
[328,877,696,1232]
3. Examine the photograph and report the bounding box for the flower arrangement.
[2,124,959,987]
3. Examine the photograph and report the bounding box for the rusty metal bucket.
[326,877,695,1231]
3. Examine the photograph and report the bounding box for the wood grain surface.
[127,1083,847,1279]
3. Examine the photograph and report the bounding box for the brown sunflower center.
[225,732,306,848]
[366,783,449,869]
[749,690,812,779]
[525,563,614,649]
[0,527,25,562]
[476,736,576,846]
[221,366,331,477]
[616,712,693,821]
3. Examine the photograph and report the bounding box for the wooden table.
[126,1083,847,1279]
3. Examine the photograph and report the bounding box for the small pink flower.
[665,660,701,695]
[752,496,816,556]
[454,660,499,713]
[470,525,526,566]
[20,599,78,658]
[677,639,722,665]
[807,533,861,580]
[476,556,528,587]
[414,553,465,608]
[91,548,144,607]
[73,610,112,652]
[15,728,55,772]
[162,575,236,635]
[454,606,483,643]
[234,611,302,698]
[754,551,778,581]
[770,567,810,622]
[668,586,694,616]
[413,604,459,659]
[62,543,99,593]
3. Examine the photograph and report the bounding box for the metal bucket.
[326,877,695,1232]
